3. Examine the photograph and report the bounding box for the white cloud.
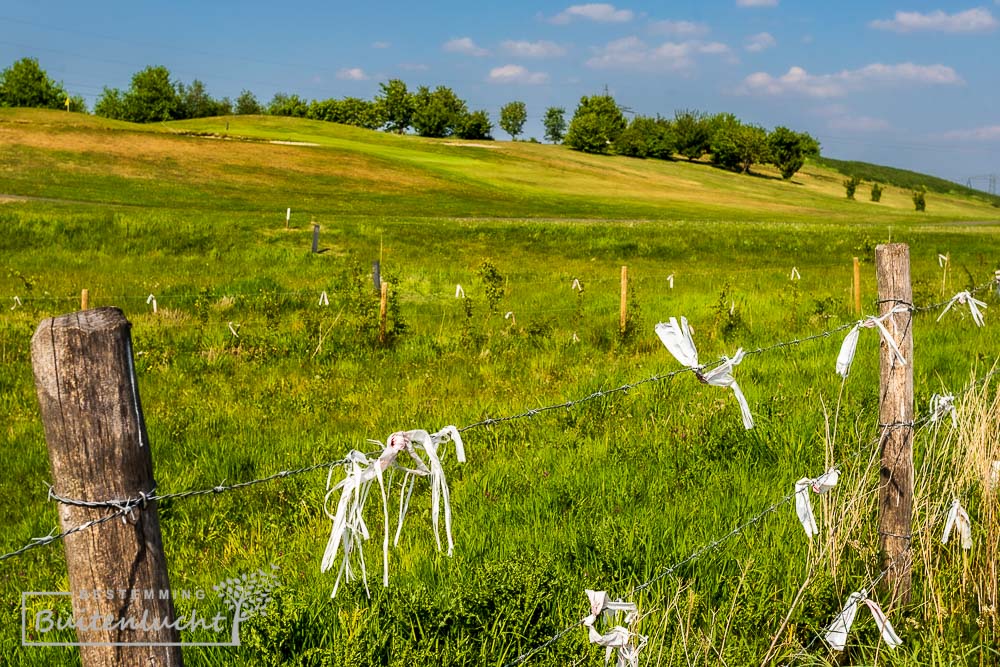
[827,115,891,132]
[487,64,550,84]
[942,125,1000,141]
[586,36,732,71]
[870,8,997,33]
[443,37,489,57]
[737,0,778,7]
[551,3,634,24]
[745,32,776,52]
[371,41,391,49]
[501,40,567,57]
[648,20,709,37]
[738,63,963,98]
[336,68,368,81]
[399,63,429,71]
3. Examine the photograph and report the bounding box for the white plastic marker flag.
[227,321,240,338]
[790,267,801,280]
[146,294,157,313]
[942,499,972,550]
[929,393,957,426]
[824,589,902,651]
[455,284,465,299]
[319,291,329,306]
[10,296,21,310]
[937,291,986,327]
[322,427,466,597]
[572,278,583,291]
[836,305,910,378]
[794,467,840,539]
[667,274,674,289]
[583,590,647,667]
[655,317,753,429]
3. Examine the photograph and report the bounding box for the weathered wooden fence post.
[378,282,389,344]
[619,266,628,335]
[311,223,320,254]
[853,257,861,315]
[81,289,89,311]
[875,243,914,603]
[31,308,183,666]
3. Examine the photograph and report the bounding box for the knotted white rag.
[836,305,909,378]
[938,291,986,327]
[655,318,754,429]
[583,590,646,667]
[942,498,972,550]
[794,468,840,539]
[824,589,902,651]
[929,393,957,426]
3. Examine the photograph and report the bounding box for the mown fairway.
[1,109,999,666]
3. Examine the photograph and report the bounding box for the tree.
[871,183,883,202]
[844,175,861,199]
[564,93,626,154]
[454,109,493,140]
[235,90,263,115]
[0,57,67,109]
[673,109,712,161]
[411,86,467,138]
[376,79,413,134]
[767,126,818,180]
[912,187,926,211]
[94,87,126,119]
[543,107,566,143]
[267,92,308,117]
[178,79,228,119]
[615,115,674,159]
[122,66,181,123]
[499,101,527,140]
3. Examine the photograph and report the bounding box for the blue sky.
[2,1,998,186]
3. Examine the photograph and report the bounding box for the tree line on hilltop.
[3,57,820,179]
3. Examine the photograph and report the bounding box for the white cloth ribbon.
[929,393,957,426]
[938,253,949,268]
[990,461,1000,490]
[455,284,465,299]
[319,291,329,306]
[937,291,986,327]
[667,274,674,289]
[505,311,515,325]
[322,427,467,597]
[790,266,800,280]
[655,318,753,429]
[583,590,646,667]
[146,294,157,313]
[572,278,583,291]
[825,589,902,651]
[942,498,972,550]
[794,468,839,539]
[10,296,21,310]
[227,321,240,338]
[836,305,909,378]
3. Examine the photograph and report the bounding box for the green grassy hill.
[2,108,998,223]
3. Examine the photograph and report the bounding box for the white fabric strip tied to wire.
[455,284,465,299]
[937,291,986,327]
[321,426,466,597]
[794,467,840,539]
[929,393,957,426]
[666,274,674,289]
[583,590,647,667]
[572,278,583,291]
[319,291,329,306]
[146,294,157,313]
[991,461,1000,491]
[790,266,801,280]
[942,499,972,550]
[655,317,754,430]
[10,296,21,310]
[824,588,902,651]
[836,305,909,378]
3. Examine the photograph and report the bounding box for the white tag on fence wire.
[790,267,800,280]
[572,278,583,291]
[937,291,986,327]
[146,294,157,313]
[794,468,839,539]
[655,318,754,429]
[10,296,21,310]
[583,590,646,667]
[942,498,972,550]
[667,274,674,289]
[455,284,465,299]
[322,427,467,597]
[938,253,949,268]
[836,306,909,378]
[929,393,957,426]
[227,321,240,338]
[319,291,329,306]
[824,589,901,651]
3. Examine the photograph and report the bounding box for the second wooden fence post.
[875,243,914,603]
[31,308,183,666]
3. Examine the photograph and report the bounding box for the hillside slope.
[1,108,998,223]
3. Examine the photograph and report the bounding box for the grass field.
[1,108,999,666]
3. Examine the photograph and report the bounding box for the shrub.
[912,188,926,211]
[844,176,861,200]
[871,182,883,202]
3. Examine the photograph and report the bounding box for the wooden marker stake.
[378,282,389,343]
[853,257,861,315]
[620,266,628,334]
[81,289,89,311]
